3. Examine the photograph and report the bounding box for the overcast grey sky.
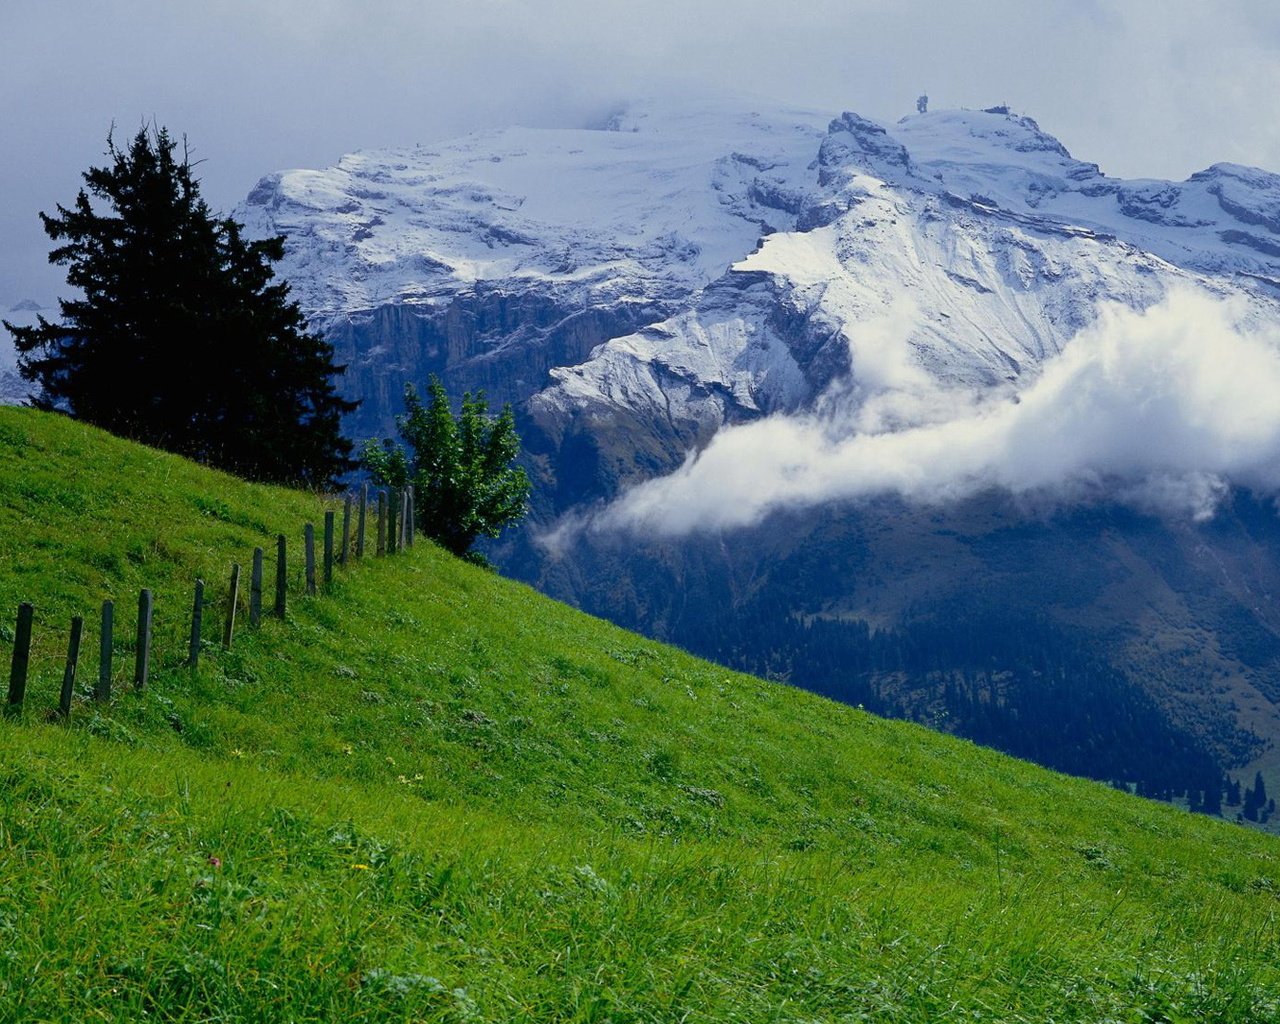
[4,0,1280,305]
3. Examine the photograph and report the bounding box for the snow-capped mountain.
[241,99,1280,798]
[236,100,835,436]
[529,105,1280,486]
[238,101,827,317]
[239,98,1280,470]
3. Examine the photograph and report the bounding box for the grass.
[1,405,1280,1021]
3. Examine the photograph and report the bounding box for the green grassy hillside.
[1,406,1279,1022]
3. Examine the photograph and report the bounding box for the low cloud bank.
[579,288,1280,539]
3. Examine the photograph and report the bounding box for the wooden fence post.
[387,488,399,555]
[223,564,240,649]
[59,616,84,718]
[7,602,33,707]
[376,491,387,557]
[356,483,368,560]
[97,599,113,701]
[304,524,317,596]
[134,589,152,690]
[324,510,335,586]
[340,495,352,565]
[405,487,415,548]
[188,580,204,668]
[275,534,287,618]
[250,548,263,627]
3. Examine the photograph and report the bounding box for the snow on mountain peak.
[240,99,1280,323]
[236,97,830,316]
[899,107,1080,165]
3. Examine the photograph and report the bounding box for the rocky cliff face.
[241,99,1280,798]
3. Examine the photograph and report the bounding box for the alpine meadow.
[2,406,1280,1022]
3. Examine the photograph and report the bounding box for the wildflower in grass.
[350,863,370,870]
[342,745,353,756]
[207,855,222,868]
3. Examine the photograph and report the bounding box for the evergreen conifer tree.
[3,125,356,486]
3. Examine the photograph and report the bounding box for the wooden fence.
[4,483,417,719]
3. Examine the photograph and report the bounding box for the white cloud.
[589,288,1280,537]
